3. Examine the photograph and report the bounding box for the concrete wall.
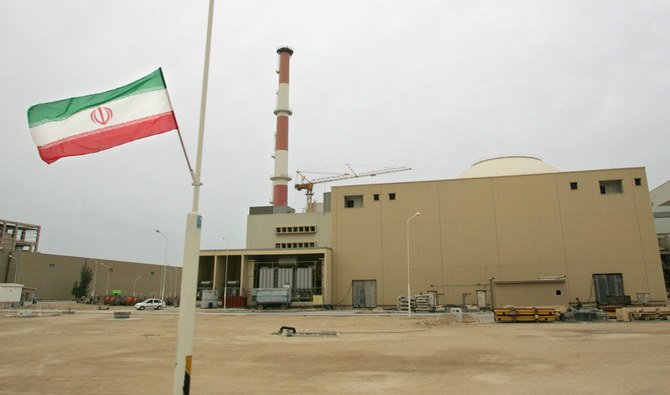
[1,252,180,300]
[331,167,666,306]
[246,212,331,249]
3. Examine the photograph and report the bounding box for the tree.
[71,264,93,300]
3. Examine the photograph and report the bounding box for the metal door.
[476,290,487,308]
[593,273,624,305]
[352,280,376,308]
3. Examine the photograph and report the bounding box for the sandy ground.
[1,303,669,394]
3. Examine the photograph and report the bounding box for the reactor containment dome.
[459,156,559,179]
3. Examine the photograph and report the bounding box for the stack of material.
[396,296,417,312]
[397,293,439,312]
[616,306,670,322]
[494,306,558,322]
[601,305,626,319]
[415,293,437,312]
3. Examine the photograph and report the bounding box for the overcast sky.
[1,1,669,267]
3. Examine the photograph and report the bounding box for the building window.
[555,289,562,296]
[275,241,318,249]
[151,271,155,276]
[275,225,317,234]
[570,182,578,190]
[344,195,364,208]
[599,180,623,195]
[373,194,380,201]
[388,193,396,200]
[634,178,641,186]
[49,263,55,268]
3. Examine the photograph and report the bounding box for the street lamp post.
[406,212,421,317]
[133,276,142,297]
[165,268,173,300]
[174,267,179,300]
[91,260,98,298]
[222,238,229,310]
[101,262,112,296]
[156,230,168,301]
[224,251,229,310]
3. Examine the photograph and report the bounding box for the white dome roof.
[459,156,558,179]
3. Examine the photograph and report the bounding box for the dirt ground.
[1,303,669,394]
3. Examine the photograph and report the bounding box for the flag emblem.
[90,106,113,125]
[27,68,178,164]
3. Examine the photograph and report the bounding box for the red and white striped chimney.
[271,46,293,206]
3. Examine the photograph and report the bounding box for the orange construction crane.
[295,164,411,211]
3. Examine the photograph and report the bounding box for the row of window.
[345,193,397,208]
[570,178,641,194]
[275,225,316,234]
[343,178,643,209]
[373,193,396,201]
[274,242,316,249]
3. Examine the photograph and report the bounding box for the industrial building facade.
[196,47,669,309]
[329,165,666,307]
[1,250,181,301]
[651,179,670,290]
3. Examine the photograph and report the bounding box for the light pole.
[222,238,229,309]
[8,254,19,283]
[156,229,168,301]
[91,260,98,298]
[165,268,173,299]
[173,267,178,301]
[101,262,112,296]
[133,276,142,297]
[406,212,421,317]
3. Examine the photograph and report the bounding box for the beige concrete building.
[245,206,331,250]
[1,251,181,301]
[651,179,670,291]
[330,158,666,307]
[0,219,40,253]
[198,202,333,306]
[198,248,332,306]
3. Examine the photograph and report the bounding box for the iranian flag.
[27,68,178,164]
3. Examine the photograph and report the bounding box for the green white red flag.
[27,68,178,164]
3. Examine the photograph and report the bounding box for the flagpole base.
[173,212,201,395]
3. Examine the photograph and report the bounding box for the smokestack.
[271,46,293,206]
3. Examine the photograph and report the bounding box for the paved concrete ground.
[1,304,669,394]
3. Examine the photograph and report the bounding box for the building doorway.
[593,273,625,305]
[352,280,376,308]
[476,290,487,308]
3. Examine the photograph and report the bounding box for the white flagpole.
[173,0,215,393]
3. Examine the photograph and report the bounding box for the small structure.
[0,283,23,307]
[492,278,567,323]
[492,278,568,308]
[200,289,219,309]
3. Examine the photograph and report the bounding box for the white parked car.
[134,298,165,310]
